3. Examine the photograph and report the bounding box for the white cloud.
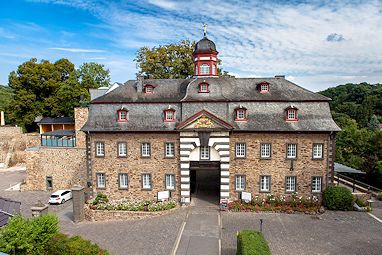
[49,47,105,53]
[147,0,178,10]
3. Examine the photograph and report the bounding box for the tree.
[77,62,110,90]
[368,114,380,131]
[135,40,233,79]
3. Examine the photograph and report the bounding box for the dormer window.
[235,108,247,121]
[144,85,154,94]
[118,109,128,122]
[164,109,175,122]
[286,107,298,121]
[259,82,269,93]
[200,64,210,75]
[199,82,209,93]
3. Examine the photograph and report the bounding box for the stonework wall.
[229,132,329,200]
[23,147,86,191]
[90,133,180,201]
[74,107,88,148]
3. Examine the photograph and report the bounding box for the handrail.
[335,173,382,194]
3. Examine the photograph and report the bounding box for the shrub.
[237,230,271,255]
[0,214,59,255]
[322,186,353,210]
[92,193,109,205]
[46,233,109,255]
[355,198,366,207]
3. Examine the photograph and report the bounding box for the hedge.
[237,230,271,255]
[322,186,353,211]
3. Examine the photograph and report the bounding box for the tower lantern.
[193,24,219,77]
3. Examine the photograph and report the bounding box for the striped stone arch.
[179,132,230,204]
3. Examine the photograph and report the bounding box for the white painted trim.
[180,151,191,157]
[180,157,189,162]
[221,171,230,177]
[199,57,210,60]
[181,184,190,190]
[220,192,229,198]
[181,163,190,169]
[180,170,189,176]
[181,177,190,183]
[220,157,230,162]
[220,184,229,190]
[221,177,229,184]
[209,138,230,146]
[183,197,190,203]
[181,190,190,196]
[219,151,230,157]
[180,144,195,150]
[180,137,199,143]
[215,144,230,151]
[221,163,230,169]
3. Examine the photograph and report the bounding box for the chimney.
[275,75,285,79]
[136,74,144,92]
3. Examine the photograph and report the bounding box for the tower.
[193,24,219,77]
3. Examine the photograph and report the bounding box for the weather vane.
[203,23,207,37]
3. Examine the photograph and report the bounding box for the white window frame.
[142,174,152,189]
[236,109,246,120]
[118,142,127,157]
[96,173,106,188]
[312,176,322,193]
[165,110,175,121]
[260,176,271,192]
[96,142,105,157]
[165,143,175,157]
[260,143,271,158]
[235,143,246,158]
[119,173,128,189]
[212,64,216,75]
[313,144,323,159]
[287,109,297,120]
[165,174,175,190]
[286,176,296,192]
[287,144,297,159]
[118,110,128,121]
[144,85,153,94]
[200,64,210,75]
[200,146,210,160]
[260,83,269,92]
[199,83,209,92]
[235,175,245,191]
[141,143,150,157]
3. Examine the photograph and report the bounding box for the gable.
[176,110,233,130]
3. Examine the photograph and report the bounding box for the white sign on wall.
[158,190,170,201]
[241,192,252,203]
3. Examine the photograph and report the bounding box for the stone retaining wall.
[84,205,179,222]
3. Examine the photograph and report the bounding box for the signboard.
[241,192,252,203]
[157,190,170,202]
[220,199,228,211]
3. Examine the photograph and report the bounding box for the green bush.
[322,186,353,211]
[355,198,366,207]
[237,230,271,255]
[0,214,59,255]
[92,193,109,205]
[46,233,109,255]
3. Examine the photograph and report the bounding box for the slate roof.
[83,77,340,132]
[194,36,217,53]
[0,197,21,227]
[37,117,74,124]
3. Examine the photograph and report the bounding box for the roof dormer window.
[286,106,298,121]
[144,85,154,94]
[235,107,247,121]
[259,82,269,93]
[164,109,175,122]
[200,64,210,75]
[199,82,209,93]
[117,109,128,122]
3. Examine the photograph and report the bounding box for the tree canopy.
[7,59,110,131]
[135,40,233,79]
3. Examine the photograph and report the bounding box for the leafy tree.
[135,40,233,79]
[77,62,110,90]
[0,85,14,123]
[368,114,380,131]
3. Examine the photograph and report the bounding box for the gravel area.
[222,210,382,255]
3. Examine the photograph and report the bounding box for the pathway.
[174,189,221,255]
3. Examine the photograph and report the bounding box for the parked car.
[49,190,72,204]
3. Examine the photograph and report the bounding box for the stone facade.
[229,132,329,200]
[74,107,88,148]
[90,133,180,201]
[23,147,86,191]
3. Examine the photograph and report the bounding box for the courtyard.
[1,168,382,255]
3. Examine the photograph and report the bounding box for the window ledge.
[141,188,152,191]
[312,157,324,161]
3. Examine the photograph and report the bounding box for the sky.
[1,0,382,91]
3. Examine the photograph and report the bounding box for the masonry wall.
[229,132,329,200]
[23,147,87,191]
[74,107,88,148]
[90,133,180,201]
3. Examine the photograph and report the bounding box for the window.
[200,146,210,160]
[285,176,296,192]
[259,82,269,93]
[165,143,175,157]
[165,174,175,190]
[119,173,128,189]
[235,175,245,191]
[164,109,175,122]
[313,144,323,159]
[260,176,271,192]
[235,143,246,158]
[144,85,153,94]
[118,110,128,122]
[200,64,210,75]
[235,108,247,121]
[96,173,106,188]
[286,108,298,121]
[118,142,127,157]
[212,64,216,75]
[95,142,105,157]
[141,143,150,157]
[287,144,297,159]
[46,176,53,190]
[260,143,271,158]
[312,176,322,193]
[199,82,209,93]
[142,174,152,189]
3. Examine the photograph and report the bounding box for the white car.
[49,190,72,204]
